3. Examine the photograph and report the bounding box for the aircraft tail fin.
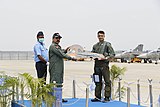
[133,44,143,52]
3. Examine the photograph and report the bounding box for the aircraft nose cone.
[137,53,147,59]
[115,54,121,59]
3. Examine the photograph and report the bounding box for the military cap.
[53,33,62,39]
[37,31,44,37]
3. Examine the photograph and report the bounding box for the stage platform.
[13,98,145,107]
[63,98,144,107]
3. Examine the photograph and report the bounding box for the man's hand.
[46,62,49,66]
[106,56,111,61]
[64,47,70,53]
[94,56,110,60]
[97,58,106,60]
[71,57,77,61]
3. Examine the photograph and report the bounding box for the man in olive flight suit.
[49,33,76,102]
[91,30,115,103]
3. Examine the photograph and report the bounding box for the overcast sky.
[0,0,160,51]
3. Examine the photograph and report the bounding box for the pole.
[137,79,140,105]
[118,78,122,101]
[12,85,15,102]
[158,95,160,107]
[72,80,76,98]
[148,79,153,107]
[16,83,19,101]
[127,86,130,107]
[85,86,89,107]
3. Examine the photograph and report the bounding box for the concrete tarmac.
[0,60,160,106]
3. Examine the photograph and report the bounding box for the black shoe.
[102,97,110,103]
[62,99,68,103]
[91,98,101,102]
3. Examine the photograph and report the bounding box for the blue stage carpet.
[63,98,145,107]
[14,98,145,107]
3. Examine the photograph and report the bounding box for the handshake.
[71,57,77,61]
[94,56,110,61]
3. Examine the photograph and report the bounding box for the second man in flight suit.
[91,30,115,102]
[49,33,76,102]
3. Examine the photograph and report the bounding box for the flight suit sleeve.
[104,42,115,58]
[51,45,72,60]
[62,49,67,53]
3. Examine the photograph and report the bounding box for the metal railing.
[0,51,33,60]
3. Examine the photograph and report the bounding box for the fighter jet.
[137,48,160,64]
[66,44,105,60]
[114,44,144,63]
[77,51,105,59]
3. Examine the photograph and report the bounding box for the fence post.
[118,78,122,101]
[148,79,153,107]
[158,95,160,107]
[127,86,130,107]
[12,85,15,102]
[20,83,24,105]
[16,79,19,101]
[137,79,140,105]
[85,85,89,107]
[18,51,19,60]
[0,52,2,60]
[72,80,76,98]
